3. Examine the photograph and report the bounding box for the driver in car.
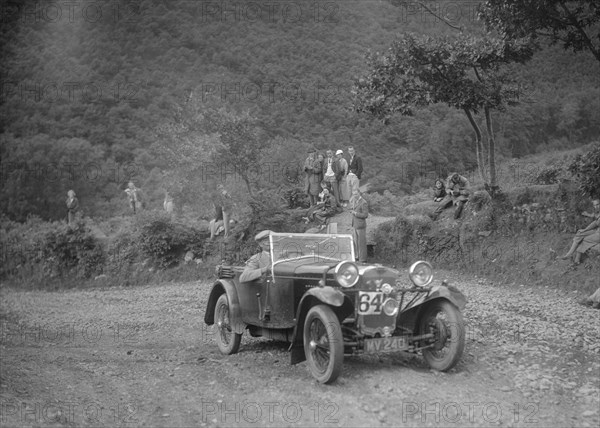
[239,230,273,283]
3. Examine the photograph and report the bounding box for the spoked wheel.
[214,294,241,355]
[418,300,465,371]
[303,305,343,383]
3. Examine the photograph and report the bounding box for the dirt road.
[1,271,599,427]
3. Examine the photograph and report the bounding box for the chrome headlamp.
[335,261,359,288]
[408,261,433,287]
[383,298,399,316]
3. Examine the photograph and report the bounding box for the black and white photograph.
[1,1,599,426]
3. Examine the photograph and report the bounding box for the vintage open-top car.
[204,232,466,383]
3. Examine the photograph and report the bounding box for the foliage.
[0,215,105,284]
[135,210,208,269]
[283,187,310,209]
[42,220,106,278]
[534,165,563,185]
[568,143,600,199]
[372,215,427,263]
[479,0,600,61]
[353,32,535,194]
[0,2,598,221]
[365,190,404,216]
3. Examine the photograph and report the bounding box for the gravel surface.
[1,270,599,427]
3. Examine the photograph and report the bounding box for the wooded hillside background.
[1,0,598,221]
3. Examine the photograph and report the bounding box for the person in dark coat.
[313,188,337,228]
[347,146,363,194]
[303,148,316,200]
[303,181,331,223]
[306,153,324,206]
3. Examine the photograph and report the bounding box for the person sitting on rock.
[560,198,600,264]
[313,188,337,229]
[302,181,331,224]
[433,178,447,202]
[579,287,600,309]
[432,173,470,220]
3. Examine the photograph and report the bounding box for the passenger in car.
[240,230,273,283]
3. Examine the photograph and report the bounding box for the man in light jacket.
[350,188,369,263]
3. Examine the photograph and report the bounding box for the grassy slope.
[370,144,600,295]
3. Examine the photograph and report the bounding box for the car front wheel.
[214,294,241,355]
[303,305,343,383]
[418,300,465,371]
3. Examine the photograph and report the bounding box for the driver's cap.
[254,230,273,242]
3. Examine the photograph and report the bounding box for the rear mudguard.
[289,286,354,364]
[204,279,246,334]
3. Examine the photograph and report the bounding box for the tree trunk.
[484,107,499,196]
[463,108,488,185]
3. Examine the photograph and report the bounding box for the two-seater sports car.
[204,232,466,383]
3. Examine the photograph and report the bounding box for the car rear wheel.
[214,294,241,355]
[418,300,465,371]
[303,305,343,383]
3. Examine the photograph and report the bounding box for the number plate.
[364,336,408,353]
[358,292,383,315]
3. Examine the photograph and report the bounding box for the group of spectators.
[65,181,147,224]
[431,172,471,220]
[303,146,363,209]
[300,146,368,261]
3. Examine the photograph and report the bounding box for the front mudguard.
[289,286,353,364]
[204,279,245,334]
[426,283,467,311]
[397,283,467,332]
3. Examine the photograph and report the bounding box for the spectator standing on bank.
[303,148,316,201]
[322,149,340,208]
[347,146,363,194]
[125,181,142,214]
[216,184,234,238]
[66,190,79,224]
[307,153,323,206]
[164,191,174,213]
[336,149,350,207]
[350,187,369,262]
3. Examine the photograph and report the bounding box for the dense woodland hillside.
[1,0,599,221]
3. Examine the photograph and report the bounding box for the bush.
[367,190,404,216]
[42,219,105,279]
[568,143,600,199]
[372,216,427,264]
[135,210,208,269]
[0,215,106,287]
[534,165,562,184]
[104,229,141,282]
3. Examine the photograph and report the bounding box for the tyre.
[418,300,465,371]
[303,305,343,383]
[214,294,241,355]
